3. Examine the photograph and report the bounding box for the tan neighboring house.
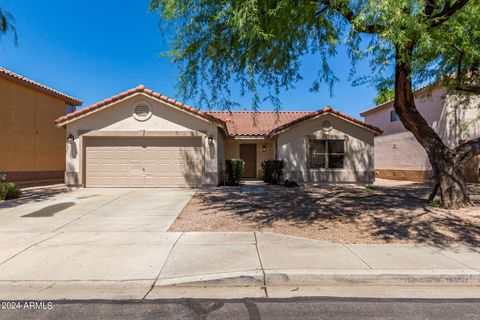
[0,67,82,183]
[55,85,381,188]
[360,85,480,182]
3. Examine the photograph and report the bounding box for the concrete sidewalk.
[0,231,479,300]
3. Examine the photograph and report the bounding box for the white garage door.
[85,137,203,187]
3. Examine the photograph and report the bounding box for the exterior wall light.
[262,145,267,152]
[67,134,75,144]
[0,171,6,181]
[208,135,214,145]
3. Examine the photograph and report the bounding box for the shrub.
[225,159,245,185]
[429,199,441,207]
[284,179,299,188]
[261,160,285,184]
[0,183,21,200]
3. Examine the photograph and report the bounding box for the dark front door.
[240,144,257,178]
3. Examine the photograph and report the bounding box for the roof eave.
[55,90,227,129]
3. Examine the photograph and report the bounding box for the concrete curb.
[152,269,480,287]
[264,270,480,286]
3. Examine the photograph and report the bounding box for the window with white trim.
[309,139,345,169]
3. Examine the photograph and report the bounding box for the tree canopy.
[150,0,479,109]
[0,7,17,44]
[151,0,480,208]
[373,87,395,105]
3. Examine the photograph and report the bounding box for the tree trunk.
[434,152,472,209]
[393,46,473,209]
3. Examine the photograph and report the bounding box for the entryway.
[239,144,257,178]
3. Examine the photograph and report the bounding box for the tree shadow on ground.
[0,184,69,210]
[192,182,480,247]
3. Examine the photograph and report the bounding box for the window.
[390,110,399,122]
[66,105,75,114]
[309,139,345,169]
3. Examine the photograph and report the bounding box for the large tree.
[150,0,480,208]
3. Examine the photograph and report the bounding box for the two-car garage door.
[85,137,203,187]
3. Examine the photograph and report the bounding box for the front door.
[240,144,257,178]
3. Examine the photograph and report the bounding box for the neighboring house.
[360,84,480,182]
[0,67,82,183]
[55,85,381,188]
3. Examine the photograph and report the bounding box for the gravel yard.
[169,179,480,245]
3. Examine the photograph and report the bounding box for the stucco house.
[360,84,480,182]
[55,85,381,188]
[0,67,82,183]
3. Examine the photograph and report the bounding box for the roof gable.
[55,85,226,127]
[0,67,82,106]
[268,107,383,136]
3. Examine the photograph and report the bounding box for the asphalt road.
[1,298,480,320]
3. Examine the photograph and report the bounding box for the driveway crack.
[343,244,373,269]
[0,232,61,267]
[142,232,184,299]
[254,232,268,297]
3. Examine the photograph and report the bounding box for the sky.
[0,0,380,117]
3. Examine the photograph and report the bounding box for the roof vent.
[133,102,152,121]
[322,119,332,131]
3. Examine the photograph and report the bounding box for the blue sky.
[0,0,380,116]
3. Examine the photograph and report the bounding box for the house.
[360,84,480,182]
[0,67,82,183]
[55,85,381,187]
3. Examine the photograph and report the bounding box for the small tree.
[150,0,480,208]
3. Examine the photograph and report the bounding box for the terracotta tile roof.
[207,111,311,136]
[268,106,383,136]
[54,84,381,136]
[54,85,226,126]
[0,67,82,106]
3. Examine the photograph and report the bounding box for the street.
[1,298,480,320]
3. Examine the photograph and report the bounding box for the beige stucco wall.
[217,127,226,183]
[224,139,275,178]
[276,114,375,183]
[0,77,67,181]
[64,93,221,186]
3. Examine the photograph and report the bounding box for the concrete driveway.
[0,187,196,233]
[0,187,200,299]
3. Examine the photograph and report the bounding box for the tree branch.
[455,137,480,164]
[455,85,480,94]
[312,0,385,34]
[428,0,471,27]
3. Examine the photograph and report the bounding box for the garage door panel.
[86,137,203,188]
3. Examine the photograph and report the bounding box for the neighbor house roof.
[0,67,82,106]
[359,83,440,117]
[54,85,226,127]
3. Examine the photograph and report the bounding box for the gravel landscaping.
[169,179,480,246]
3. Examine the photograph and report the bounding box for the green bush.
[261,160,285,184]
[0,183,21,200]
[225,159,245,185]
[284,179,299,188]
